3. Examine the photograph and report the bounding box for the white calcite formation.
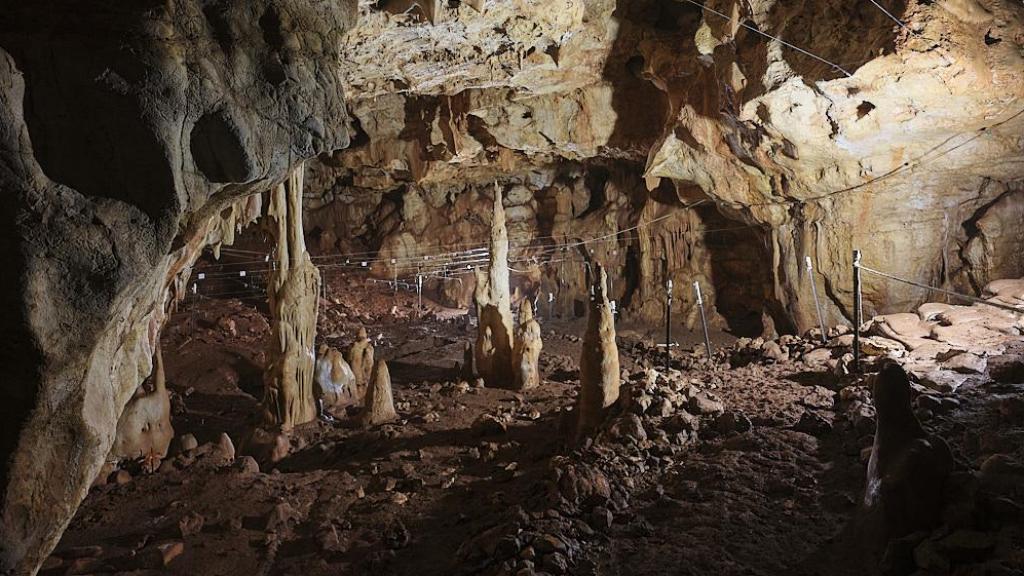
[263,166,322,431]
[576,264,621,439]
[512,300,543,390]
[473,186,515,388]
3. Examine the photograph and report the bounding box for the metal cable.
[675,0,853,77]
[857,263,1024,314]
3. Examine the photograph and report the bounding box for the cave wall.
[304,0,1024,334]
[0,1,356,573]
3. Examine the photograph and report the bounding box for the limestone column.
[473,184,515,387]
[263,164,321,430]
[576,264,621,439]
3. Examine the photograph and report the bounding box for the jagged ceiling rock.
[0,0,356,573]
[311,0,1024,331]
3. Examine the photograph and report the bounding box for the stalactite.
[263,164,321,430]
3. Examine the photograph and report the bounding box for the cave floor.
[45,275,1024,576]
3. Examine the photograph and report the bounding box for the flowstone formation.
[108,344,174,473]
[864,361,954,543]
[473,187,515,388]
[348,327,375,402]
[512,300,543,390]
[362,360,398,427]
[263,167,322,430]
[315,345,356,413]
[0,0,356,571]
[576,264,621,439]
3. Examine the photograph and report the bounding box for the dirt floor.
[43,270,1024,576]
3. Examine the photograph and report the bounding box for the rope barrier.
[856,263,1024,314]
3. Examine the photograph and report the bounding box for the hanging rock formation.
[512,300,543,390]
[109,344,174,472]
[0,0,356,572]
[362,360,398,427]
[473,186,515,387]
[864,360,955,543]
[348,327,375,402]
[315,345,357,413]
[576,264,621,439]
[263,166,322,430]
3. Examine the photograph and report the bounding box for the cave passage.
[2,0,1024,575]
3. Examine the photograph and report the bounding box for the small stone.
[793,412,832,436]
[178,511,205,537]
[157,541,185,566]
[533,534,566,555]
[762,341,788,363]
[114,469,132,485]
[542,552,569,574]
[216,433,236,462]
[178,434,198,452]
[715,411,752,435]
[265,502,300,532]
[688,393,724,416]
[474,414,508,436]
[233,455,260,475]
[608,414,647,443]
[494,536,521,559]
[590,506,613,531]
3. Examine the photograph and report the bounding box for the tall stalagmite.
[576,264,620,439]
[362,360,397,427]
[263,165,321,430]
[512,300,542,390]
[473,184,515,388]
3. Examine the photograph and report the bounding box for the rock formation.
[362,360,398,427]
[315,345,357,413]
[864,360,955,542]
[109,344,174,473]
[0,0,356,571]
[305,0,1024,336]
[348,327,375,402]
[512,300,543,390]
[263,166,322,430]
[576,265,621,439]
[473,186,515,387]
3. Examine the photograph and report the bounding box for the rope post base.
[853,250,863,374]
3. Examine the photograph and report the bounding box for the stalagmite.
[362,360,397,427]
[348,327,375,402]
[109,343,174,472]
[315,344,356,413]
[576,264,621,439]
[864,360,954,542]
[263,164,322,430]
[512,300,543,390]
[473,184,515,388]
